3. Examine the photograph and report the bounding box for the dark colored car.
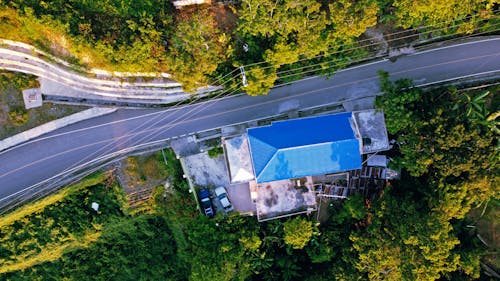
[199,189,214,217]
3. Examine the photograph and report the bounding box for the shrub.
[9,107,29,126]
[207,146,223,159]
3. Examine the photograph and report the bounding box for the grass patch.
[8,106,29,126]
[121,149,185,189]
[0,230,102,274]
[117,149,188,210]
[123,152,169,188]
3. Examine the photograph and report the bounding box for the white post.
[239,66,248,87]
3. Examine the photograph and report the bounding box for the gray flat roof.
[353,110,390,154]
[251,177,317,222]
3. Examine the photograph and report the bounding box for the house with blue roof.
[223,110,389,185]
[247,112,363,183]
[221,109,389,221]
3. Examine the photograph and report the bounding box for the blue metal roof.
[247,112,362,183]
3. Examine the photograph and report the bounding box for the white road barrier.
[0,107,117,152]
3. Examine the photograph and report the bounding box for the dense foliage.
[0,0,497,93]
[1,81,498,280]
[0,71,34,127]
[376,72,499,217]
[392,0,497,30]
[365,74,499,280]
[3,214,180,281]
[1,0,174,70]
[0,172,125,274]
[235,0,380,95]
[0,0,499,274]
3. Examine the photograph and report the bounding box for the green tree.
[183,215,258,281]
[333,194,367,224]
[167,9,230,92]
[244,66,278,96]
[207,146,223,159]
[283,216,314,250]
[329,0,379,40]
[376,72,498,184]
[236,0,379,95]
[392,0,496,32]
[375,71,422,135]
[236,0,330,72]
[351,192,464,281]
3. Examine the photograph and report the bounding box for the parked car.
[214,186,233,212]
[199,189,214,217]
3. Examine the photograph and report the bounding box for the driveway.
[227,182,256,214]
[1,37,499,206]
[183,152,229,187]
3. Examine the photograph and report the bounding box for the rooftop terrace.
[250,176,317,222]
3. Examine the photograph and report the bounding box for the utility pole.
[239,66,248,87]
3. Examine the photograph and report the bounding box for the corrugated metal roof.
[247,112,362,183]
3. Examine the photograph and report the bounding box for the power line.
[240,11,499,70]
[205,15,499,95]
[3,15,499,207]
[6,18,489,159]
[4,48,498,210]
[244,15,500,74]
[272,22,500,77]
[18,46,246,191]
[19,22,500,167]
[255,24,500,90]
[35,78,244,193]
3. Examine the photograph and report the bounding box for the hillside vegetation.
[1,80,498,280]
[0,0,497,92]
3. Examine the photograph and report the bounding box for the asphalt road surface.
[1,37,499,203]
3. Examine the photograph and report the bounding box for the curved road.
[1,37,500,204]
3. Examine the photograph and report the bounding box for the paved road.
[1,37,499,203]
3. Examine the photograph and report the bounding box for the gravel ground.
[183,152,230,187]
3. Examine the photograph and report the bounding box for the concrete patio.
[250,177,317,221]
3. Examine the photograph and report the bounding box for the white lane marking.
[1,39,498,156]
[410,37,500,56]
[1,64,499,202]
[417,69,500,87]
